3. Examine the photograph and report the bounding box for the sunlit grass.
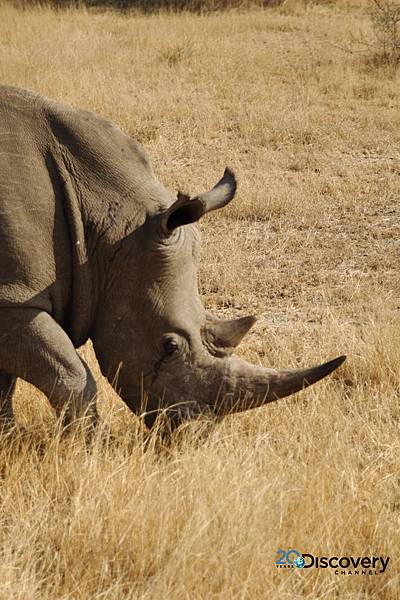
[0,0,399,597]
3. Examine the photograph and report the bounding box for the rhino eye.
[163,337,180,356]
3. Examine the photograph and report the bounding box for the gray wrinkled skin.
[0,86,345,433]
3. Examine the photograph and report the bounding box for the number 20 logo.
[275,548,302,565]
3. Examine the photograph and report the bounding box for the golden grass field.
[0,0,399,597]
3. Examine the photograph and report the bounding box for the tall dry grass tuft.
[0,0,399,597]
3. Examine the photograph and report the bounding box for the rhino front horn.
[160,168,237,234]
[215,354,346,416]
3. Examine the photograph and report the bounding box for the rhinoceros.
[0,86,345,432]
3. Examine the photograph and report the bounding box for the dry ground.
[0,0,399,598]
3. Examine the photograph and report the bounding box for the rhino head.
[0,88,345,436]
[91,168,345,431]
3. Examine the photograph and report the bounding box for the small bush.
[351,0,400,71]
[368,0,400,67]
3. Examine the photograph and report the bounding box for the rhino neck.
[47,102,172,346]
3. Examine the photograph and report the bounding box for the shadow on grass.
[12,0,285,13]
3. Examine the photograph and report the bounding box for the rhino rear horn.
[160,168,237,234]
[203,315,256,354]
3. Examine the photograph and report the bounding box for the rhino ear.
[160,168,237,235]
[202,315,256,356]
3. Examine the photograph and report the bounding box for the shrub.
[368,0,400,68]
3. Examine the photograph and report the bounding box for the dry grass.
[0,0,399,597]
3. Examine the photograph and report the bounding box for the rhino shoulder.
[45,99,153,177]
